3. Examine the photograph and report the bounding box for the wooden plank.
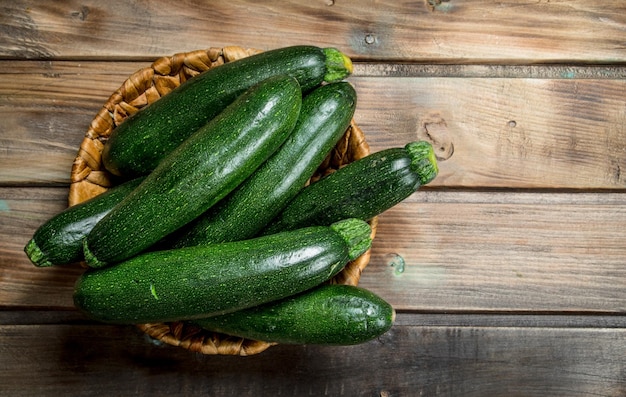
[0,61,140,185]
[2,187,625,312]
[4,309,626,328]
[0,187,84,308]
[359,191,626,312]
[350,76,626,189]
[0,320,623,396]
[2,61,626,189]
[2,1,626,63]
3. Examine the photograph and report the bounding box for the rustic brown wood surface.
[3,63,626,188]
[1,1,624,395]
[3,0,626,63]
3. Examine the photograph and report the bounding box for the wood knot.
[417,112,454,161]
[71,6,90,21]
[426,0,452,12]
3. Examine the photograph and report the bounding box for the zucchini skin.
[165,81,357,249]
[84,75,302,268]
[73,219,372,324]
[24,177,144,267]
[102,45,353,177]
[263,141,439,234]
[193,284,395,345]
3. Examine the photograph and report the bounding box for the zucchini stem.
[405,141,439,186]
[24,239,52,267]
[323,48,353,82]
[330,218,372,261]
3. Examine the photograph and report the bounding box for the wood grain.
[360,191,626,312]
[0,187,84,308]
[0,61,138,185]
[0,319,623,396]
[3,187,624,312]
[2,1,625,393]
[2,1,626,63]
[2,61,626,189]
[351,76,626,189]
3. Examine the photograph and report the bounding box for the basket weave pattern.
[69,46,376,356]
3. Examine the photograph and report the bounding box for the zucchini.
[73,219,372,324]
[83,75,302,268]
[193,284,395,345]
[165,81,357,249]
[102,45,353,177]
[263,141,439,234]
[24,177,144,267]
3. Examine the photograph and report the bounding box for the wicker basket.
[69,46,377,356]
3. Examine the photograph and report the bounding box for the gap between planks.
[2,60,626,80]
[1,309,624,329]
[354,62,626,79]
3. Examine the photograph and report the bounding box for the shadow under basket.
[69,46,377,356]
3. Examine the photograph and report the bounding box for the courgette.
[263,141,439,234]
[165,81,357,249]
[24,177,144,267]
[102,45,353,177]
[193,284,395,345]
[73,218,372,324]
[83,75,302,268]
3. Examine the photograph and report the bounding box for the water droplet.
[387,253,405,275]
[150,284,159,300]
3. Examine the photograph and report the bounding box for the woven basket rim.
[69,46,376,356]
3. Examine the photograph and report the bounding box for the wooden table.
[1,1,625,395]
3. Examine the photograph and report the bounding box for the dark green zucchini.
[73,219,372,324]
[193,284,395,345]
[165,81,357,249]
[263,141,439,234]
[102,45,353,177]
[83,75,302,268]
[24,177,144,267]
